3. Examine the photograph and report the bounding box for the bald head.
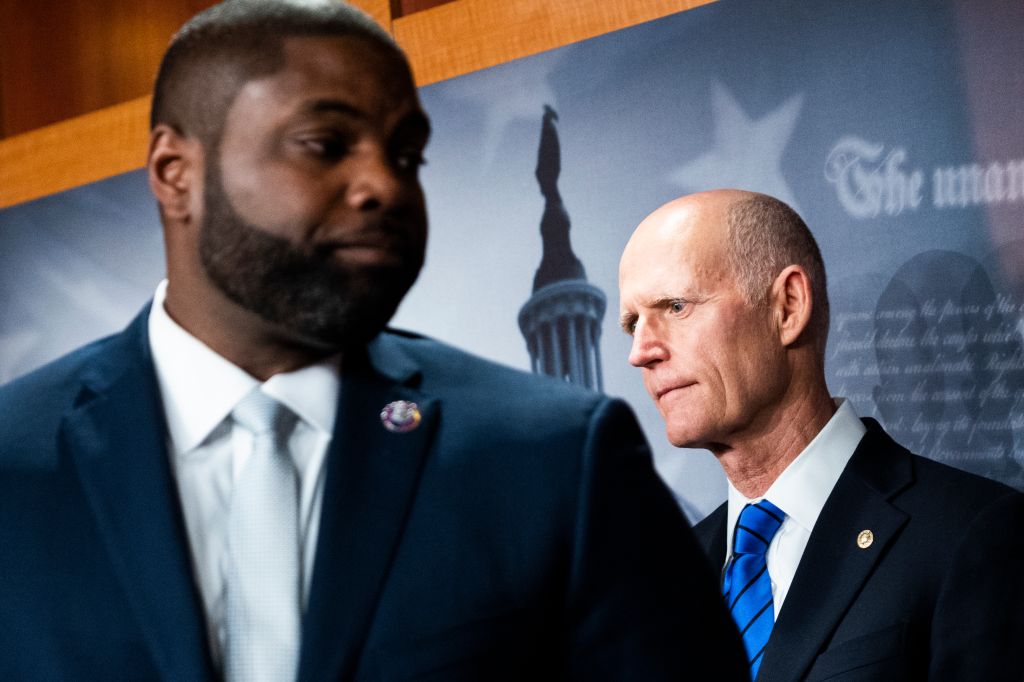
[623,189,829,352]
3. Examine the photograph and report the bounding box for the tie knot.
[734,500,785,556]
[232,390,294,436]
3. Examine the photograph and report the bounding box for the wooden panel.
[351,0,393,29]
[0,0,216,138]
[0,0,715,208]
[395,0,716,86]
[0,97,151,208]
[394,0,456,19]
[0,0,388,139]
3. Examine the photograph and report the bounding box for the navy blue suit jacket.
[694,420,1024,681]
[0,309,746,681]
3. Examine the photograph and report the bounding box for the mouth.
[327,242,408,265]
[317,234,421,268]
[655,383,696,400]
[317,215,424,263]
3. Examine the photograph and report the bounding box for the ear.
[770,264,814,347]
[148,124,202,222]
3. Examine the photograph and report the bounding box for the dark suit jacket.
[694,419,1024,681]
[0,309,747,681]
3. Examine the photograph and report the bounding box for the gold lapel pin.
[857,529,874,549]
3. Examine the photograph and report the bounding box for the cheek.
[229,168,327,234]
[722,331,783,407]
[407,191,429,238]
[687,336,757,422]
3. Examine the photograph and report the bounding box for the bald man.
[618,189,1024,681]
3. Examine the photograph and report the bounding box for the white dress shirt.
[147,280,339,663]
[724,399,866,619]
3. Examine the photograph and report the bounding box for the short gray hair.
[726,194,830,350]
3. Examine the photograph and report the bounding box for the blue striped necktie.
[723,499,785,679]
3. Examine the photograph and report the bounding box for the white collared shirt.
[147,280,339,663]
[724,399,866,619]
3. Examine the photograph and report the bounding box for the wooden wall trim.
[396,0,714,87]
[0,0,714,209]
[353,0,392,30]
[0,97,151,208]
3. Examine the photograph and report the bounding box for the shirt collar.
[262,362,339,436]
[726,399,866,550]
[148,280,340,455]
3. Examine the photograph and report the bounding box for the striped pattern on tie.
[722,499,785,679]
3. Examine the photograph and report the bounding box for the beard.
[198,161,425,350]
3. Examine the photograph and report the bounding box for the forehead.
[619,202,732,305]
[226,34,420,126]
[282,35,412,94]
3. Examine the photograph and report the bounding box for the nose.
[628,318,668,368]
[346,148,407,212]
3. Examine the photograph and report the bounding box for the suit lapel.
[298,334,438,682]
[757,422,912,682]
[695,503,728,574]
[65,312,215,681]
[694,502,728,596]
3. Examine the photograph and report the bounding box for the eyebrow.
[618,293,709,334]
[619,311,638,335]
[306,99,431,138]
[395,110,431,140]
[308,99,364,118]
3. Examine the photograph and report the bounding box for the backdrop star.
[670,80,804,212]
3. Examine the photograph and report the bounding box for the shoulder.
[375,330,645,458]
[905,453,1024,545]
[378,328,614,417]
[909,451,1019,506]
[855,419,1023,533]
[0,335,108,407]
[0,307,148,409]
[0,332,126,466]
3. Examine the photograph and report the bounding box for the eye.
[669,300,687,314]
[300,135,348,161]
[394,148,427,174]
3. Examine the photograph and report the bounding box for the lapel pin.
[857,529,874,549]
[380,400,421,433]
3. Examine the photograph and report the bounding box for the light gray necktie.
[225,390,301,682]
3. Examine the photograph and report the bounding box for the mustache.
[312,218,425,259]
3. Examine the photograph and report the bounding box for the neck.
[163,276,339,381]
[715,380,836,499]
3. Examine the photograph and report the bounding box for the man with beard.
[0,2,746,681]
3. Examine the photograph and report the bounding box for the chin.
[660,407,701,446]
[291,306,396,351]
[664,412,725,450]
[665,426,700,449]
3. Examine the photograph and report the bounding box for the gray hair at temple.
[726,194,830,352]
[150,0,406,149]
